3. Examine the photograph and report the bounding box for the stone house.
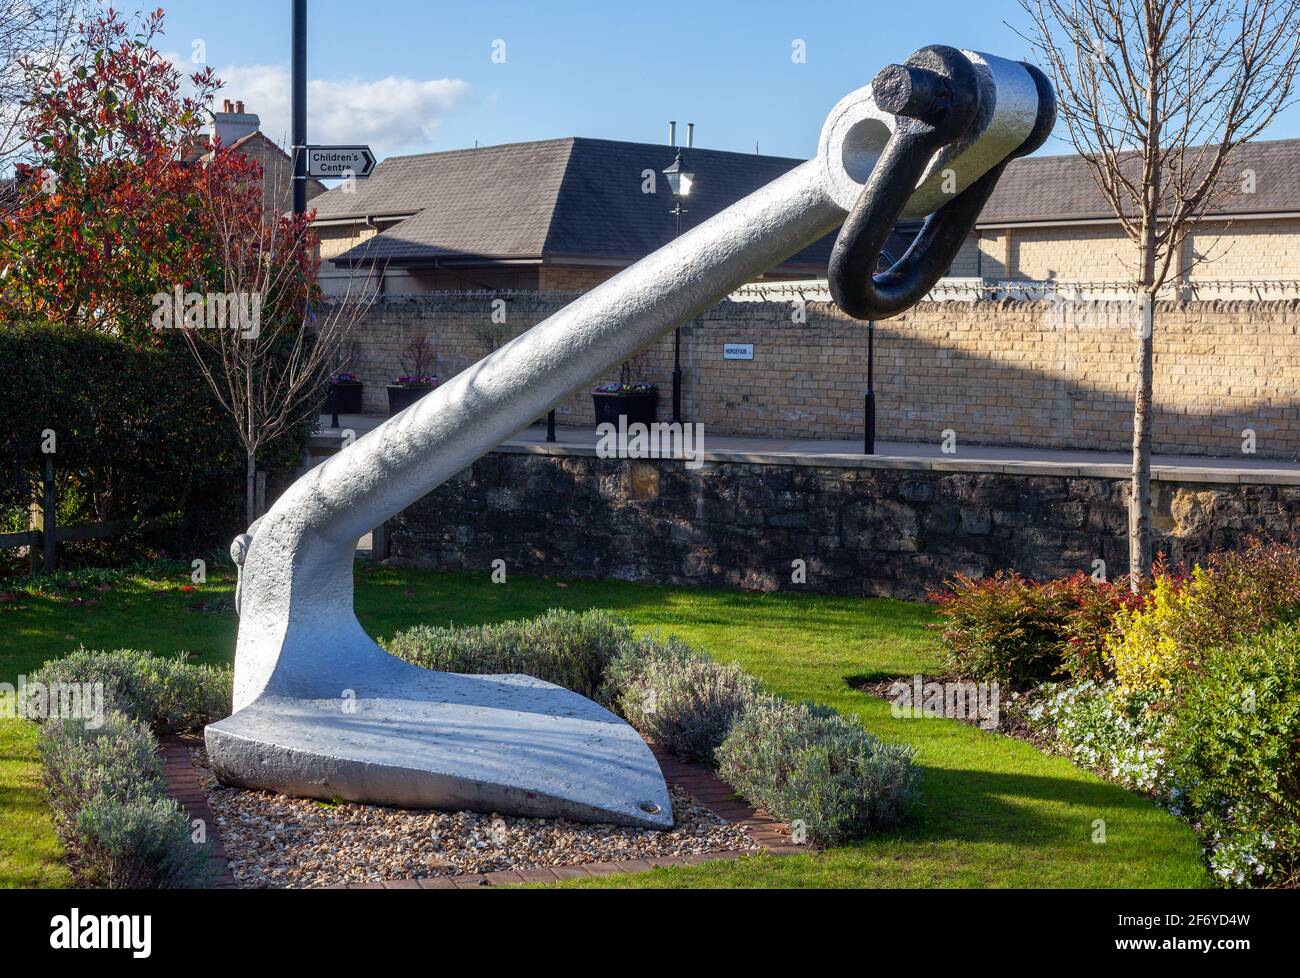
[309,137,874,296]
[197,99,327,216]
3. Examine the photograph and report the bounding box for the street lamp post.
[864,320,876,455]
[662,149,694,424]
[291,0,307,218]
[861,245,898,455]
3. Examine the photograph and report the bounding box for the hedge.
[28,649,228,888]
[0,321,311,556]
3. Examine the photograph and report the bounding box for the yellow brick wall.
[1187,219,1300,281]
[1008,224,1137,281]
[973,217,1300,284]
[947,232,981,277]
[976,230,1010,279]
[539,265,618,291]
[338,296,1300,459]
[316,224,380,262]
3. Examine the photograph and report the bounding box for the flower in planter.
[593,382,658,395]
[395,335,438,387]
[331,372,360,385]
[593,354,657,395]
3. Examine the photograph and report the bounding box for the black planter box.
[387,383,434,416]
[592,390,659,428]
[330,382,363,415]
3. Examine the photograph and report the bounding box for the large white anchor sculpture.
[207,46,1055,828]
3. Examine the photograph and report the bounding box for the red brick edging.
[161,736,808,890]
[160,735,237,888]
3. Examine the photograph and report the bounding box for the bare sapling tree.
[0,0,83,169]
[1019,0,1300,589]
[178,151,381,525]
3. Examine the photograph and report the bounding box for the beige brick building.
[312,135,1299,297]
[318,134,1300,464]
[961,138,1300,294]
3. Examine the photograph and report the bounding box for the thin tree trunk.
[245,452,256,528]
[1130,10,1161,595]
[1130,289,1154,591]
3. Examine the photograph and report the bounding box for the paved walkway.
[313,414,1300,484]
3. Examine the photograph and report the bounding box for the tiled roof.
[315,134,1300,270]
[980,138,1300,224]
[316,137,836,270]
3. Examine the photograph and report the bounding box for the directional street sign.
[306,145,376,179]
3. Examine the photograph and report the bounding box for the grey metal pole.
[291,0,307,217]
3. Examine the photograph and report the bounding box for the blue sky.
[140,0,1300,162]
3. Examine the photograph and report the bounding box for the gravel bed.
[192,747,757,888]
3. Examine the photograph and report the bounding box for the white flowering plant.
[1027,680,1176,798]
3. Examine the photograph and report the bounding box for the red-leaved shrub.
[930,571,1138,683]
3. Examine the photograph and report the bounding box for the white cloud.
[213,64,470,160]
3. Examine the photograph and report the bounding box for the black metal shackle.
[828,46,1056,320]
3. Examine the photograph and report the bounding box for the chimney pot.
[668,120,677,146]
[211,100,259,147]
[687,122,694,148]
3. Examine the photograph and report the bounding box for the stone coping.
[162,736,806,890]
[489,441,1300,485]
[311,416,1300,486]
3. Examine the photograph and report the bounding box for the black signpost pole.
[291,0,307,218]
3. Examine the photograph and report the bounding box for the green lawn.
[0,717,70,889]
[0,563,1209,888]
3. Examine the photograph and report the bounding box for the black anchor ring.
[829,46,1056,320]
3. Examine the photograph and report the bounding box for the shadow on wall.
[335,296,1300,462]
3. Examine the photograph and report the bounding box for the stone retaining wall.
[389,450,1300,599]
[341,296,1300,460]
